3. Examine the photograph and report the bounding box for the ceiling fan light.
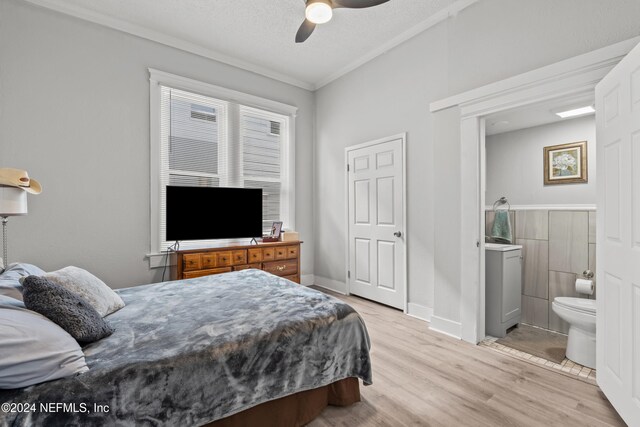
[306,1,333,24]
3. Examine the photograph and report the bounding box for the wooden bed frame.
[205,378,360,427]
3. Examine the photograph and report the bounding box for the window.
[240,107,287,231]
[165,89,226,189]
[150,70,296,253]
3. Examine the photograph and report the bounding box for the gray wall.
[314,0,640,317]
[2,0,640,307]
[486,116,596,206]
[0,0,315,288]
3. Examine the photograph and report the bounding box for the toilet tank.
[485,244,522,337]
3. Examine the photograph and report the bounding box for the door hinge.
[347,164,350,172]
[347,270,351,278]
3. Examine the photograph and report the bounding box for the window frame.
[149,69,297,257]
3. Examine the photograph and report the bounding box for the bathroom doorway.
[430,38,640,424]
[480,94,598,381]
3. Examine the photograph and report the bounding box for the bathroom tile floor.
[480,334,597,384]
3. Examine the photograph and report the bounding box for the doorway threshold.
[480,334,597,385]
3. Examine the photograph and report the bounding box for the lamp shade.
[0,186,28,216]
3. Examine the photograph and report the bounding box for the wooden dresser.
[172,241,302,284]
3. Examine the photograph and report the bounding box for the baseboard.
[300,274,314,286]
[429,315,462,339]
[407,303,433,322]
[313,276,347,294]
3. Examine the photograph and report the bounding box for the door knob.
[394,231,402,237]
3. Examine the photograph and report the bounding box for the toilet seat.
[554,297,596,315]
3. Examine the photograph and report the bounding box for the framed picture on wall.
[543,141,588,185]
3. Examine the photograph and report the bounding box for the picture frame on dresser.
[270,221,283,239]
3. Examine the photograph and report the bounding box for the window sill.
[146,252,175,269]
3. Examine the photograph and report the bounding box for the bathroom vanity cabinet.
[485,244,522,337]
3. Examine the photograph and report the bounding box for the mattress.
[0,269,372,426]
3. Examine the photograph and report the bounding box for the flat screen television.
[166,186,263,241]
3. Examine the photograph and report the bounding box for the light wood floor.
[310,288,625,427]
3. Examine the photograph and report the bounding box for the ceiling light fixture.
[555,106,595,119]
[305,0,333,24]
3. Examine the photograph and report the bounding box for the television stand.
[172,240,302,284]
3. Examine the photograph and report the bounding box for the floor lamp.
[0,186,27,266]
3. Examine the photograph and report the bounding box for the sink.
[485,243,523,252]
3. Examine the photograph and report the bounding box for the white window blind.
[240,106,287,231]
[163,88,228,187]
[157,85,290,250]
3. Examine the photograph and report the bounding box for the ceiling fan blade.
[332,0,389,8]
[295,19,316,43]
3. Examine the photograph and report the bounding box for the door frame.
[344,133,408,313]
[429,37,639,344]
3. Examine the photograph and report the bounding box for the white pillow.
[0,301,89,389]
[43,266,125,317]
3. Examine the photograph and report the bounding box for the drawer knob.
[276,265,285,271]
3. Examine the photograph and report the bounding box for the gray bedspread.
[0,269,372,426]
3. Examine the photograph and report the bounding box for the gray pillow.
[0,303,88,389]
[42,266,125,317]
[0,262,46,301]
[22,276,114,344]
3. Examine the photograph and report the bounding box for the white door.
[595,41,640,425]
[346,135,405,310]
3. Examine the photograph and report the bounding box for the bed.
[0,269,372,426]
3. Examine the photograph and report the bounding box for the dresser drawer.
[233,263,261,271]
[232,250,247,265]
[275,246,288,260]
[283,274,300,284]
[183,254,202,271]
[262,248,275,261]
[248,248,263,262]
[173,240,301,281]
[201,254,217,269]
[286,245,299,259]
[216,251,232,267]
[263,260,298,277]
[183,267,232,279]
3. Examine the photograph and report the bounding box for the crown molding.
[22,0,316,91]
[22,0,478,93]
[313,0,479,90]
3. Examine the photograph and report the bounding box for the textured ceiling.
[29,0,461,88]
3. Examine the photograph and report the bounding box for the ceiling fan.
[296,0,390,43]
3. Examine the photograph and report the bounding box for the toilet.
[552,297,596,369]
